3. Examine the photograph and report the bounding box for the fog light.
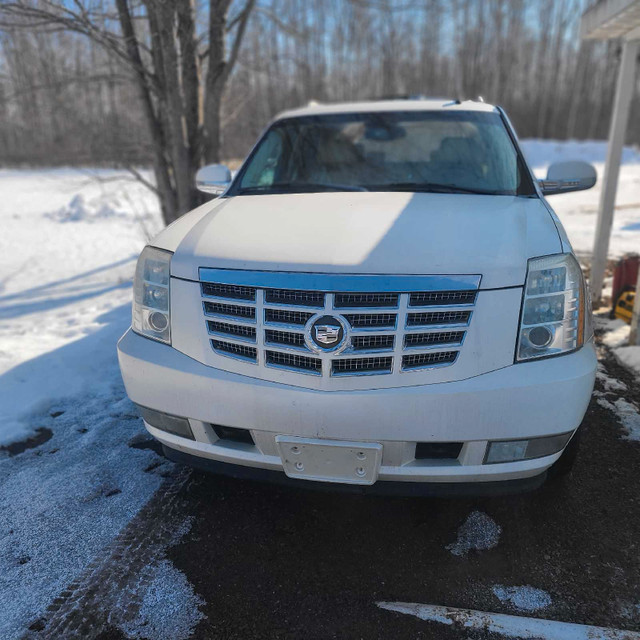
[148,311,169,332]
[134,404,194,440]
[485,432,573,464]
[528,325,553,348]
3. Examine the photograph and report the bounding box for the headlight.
[132,246,172,344]
[516,253,586,362]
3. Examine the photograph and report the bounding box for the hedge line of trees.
[0,0,638,218]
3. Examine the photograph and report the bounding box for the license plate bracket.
[275,436,382,485]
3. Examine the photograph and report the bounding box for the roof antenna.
[477,96,485,103]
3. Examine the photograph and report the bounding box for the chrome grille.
[199,272,479,377]
[266,350,321,373]
[406,310,471,327]
[402,351,458,370]
[207,320,256,341]
[409,291,476,307]
[265,329,306,348]
[204,301,255,320]
[334,292,398,308]
[265,308,313,326]
[202,283,256,301]
[265,289,324,307]
[211,339,257,361]
[345,313,396,328]
[332,357,393,375]
[404,331,465,348]
[351,335,395,351]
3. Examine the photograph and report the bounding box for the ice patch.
[613,346,640,377]
[120,559,204,640]
[492,585,552,612]
[446,511,501,556]
[597,396,640,441]
[596,370,628,393]
[612,398,640,441]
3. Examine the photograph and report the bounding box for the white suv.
[117,99,597,495]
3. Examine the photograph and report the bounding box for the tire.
[547,428,581,481]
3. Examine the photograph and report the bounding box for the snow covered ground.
[0,169,162,445]
[521,139,640,258]
[0,169,173,639]
[0,139,639,639]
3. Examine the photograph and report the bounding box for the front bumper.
[117,329,596,487]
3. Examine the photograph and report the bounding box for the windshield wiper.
[238,182,368,195]
[374,182,506,196]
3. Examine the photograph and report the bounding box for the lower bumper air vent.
[415,442,463,460]
[212,424,255,445]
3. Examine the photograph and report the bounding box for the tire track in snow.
[24,466,200,639]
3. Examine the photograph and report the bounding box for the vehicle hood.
[169,192,562,289]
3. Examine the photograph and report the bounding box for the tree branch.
[223,0,255,82]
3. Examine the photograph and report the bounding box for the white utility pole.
[590,38,639,307]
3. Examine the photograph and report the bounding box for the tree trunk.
[204,0,232,163]
[115,0,178,224]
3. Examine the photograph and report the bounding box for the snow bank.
[0,168,162,445]
[600,319,631,349]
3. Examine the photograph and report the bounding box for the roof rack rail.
[368,94,454,102]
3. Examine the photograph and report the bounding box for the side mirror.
[196,163,232,195]
[539,161,596,196]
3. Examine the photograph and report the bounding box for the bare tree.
[1,0,638,216]
[0,0,255,224]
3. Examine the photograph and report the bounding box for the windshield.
[233,110,532,197]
